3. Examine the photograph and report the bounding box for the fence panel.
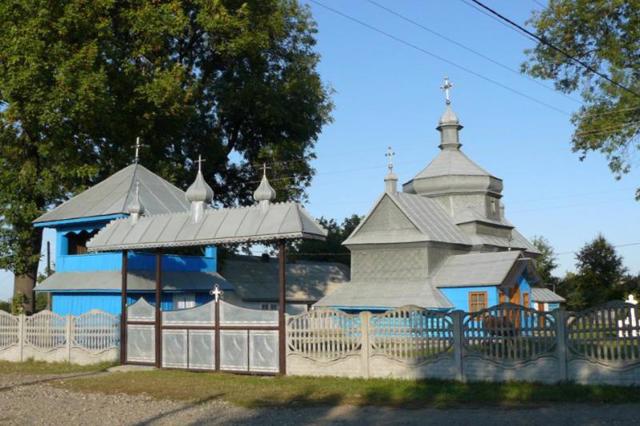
[72,310,119,352]
[287,309,361,361]
[567,301,640,363]
[463,304,557,361]
[25,311,67,351]
[0,311,19,350]
[370,306,454,363]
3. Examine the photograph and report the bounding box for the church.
[317,79,564,313]
[33,157,348,316]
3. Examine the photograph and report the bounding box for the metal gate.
[124,297,279,374]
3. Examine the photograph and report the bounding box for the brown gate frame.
[120,240,288,374]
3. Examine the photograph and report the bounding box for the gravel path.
[0,373,639,425]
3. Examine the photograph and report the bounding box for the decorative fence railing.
[0,310,119,364]
[287,302,640,386]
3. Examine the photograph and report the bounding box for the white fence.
[0,310,119,365]
[287,302,640,386]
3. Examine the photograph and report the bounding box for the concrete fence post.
[554,307,569,382]
[65,315,73,362]
[451,310,465,382]
[18,314,25,362]
[360,311,371,379]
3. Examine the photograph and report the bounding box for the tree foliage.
[523,0,640,199]
[558,234,628,309]
[531,235,559,289]
[289,215,361,266]
[0,0,332,306]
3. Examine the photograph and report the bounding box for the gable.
[344,195,425,245]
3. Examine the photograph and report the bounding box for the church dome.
[186,157,214,204]
[254,165,276,203]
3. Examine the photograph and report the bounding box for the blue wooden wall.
[439,286,500,311]
[51,292,215,316]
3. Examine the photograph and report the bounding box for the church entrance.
[123,293,279,374]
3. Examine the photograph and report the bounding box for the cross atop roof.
[385,146,395,173]
[210,284,224,302]
[440,76,453,105]
[133,137,146,164]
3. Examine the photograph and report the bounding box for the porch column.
[278,240,286,375]
[155,250,162,368]
[120,250,128,364]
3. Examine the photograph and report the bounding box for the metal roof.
[35,270,232,292]
[222,256,349,302]
[343,192,472,246]
[433,251,523,288]
[34,164,189,224]
[86,202,327,251]
[410,149,494,180]
[469,229,540,254]
[531,287,565,303]
[315,279,453,310]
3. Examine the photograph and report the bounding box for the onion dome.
[254,164,276,203]
[186,155,214,204]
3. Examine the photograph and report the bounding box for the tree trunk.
[13,273,36,314]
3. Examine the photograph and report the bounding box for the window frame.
[468,291,488,313]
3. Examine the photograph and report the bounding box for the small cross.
[210,284,223,302]
[626,294,638,305]
[385,146,395,173]
[440,76,453,105]
[194,155,206,172]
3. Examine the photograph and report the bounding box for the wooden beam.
[155,250,162,368]
[278,240,286,375]
[120,250,128,365]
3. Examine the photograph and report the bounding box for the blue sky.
[1,0,638,300]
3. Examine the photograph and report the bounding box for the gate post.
[452,310,465,382]
[155,250,162,368]
[360,311,371,378]
[18,313,25,362]
[554,307,569,382]
[120,250,128,364]
[278,240,287,375]
[66,315,73,362]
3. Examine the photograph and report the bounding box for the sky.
[1,0,639,300]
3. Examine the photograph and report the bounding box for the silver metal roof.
[410,149,493,180]
[87,202,327,251]
[315,279,453,310]
[433,251,523,288]
[531,287,565,303]
[34,164,189,224]
[35,270,232,292]
[469,229,540,254]
[343,192,471,246]
[222,256,348,302]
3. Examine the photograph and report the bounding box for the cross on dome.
[440,76,453,105]
[133,137,147,164]
[194,155,206,172]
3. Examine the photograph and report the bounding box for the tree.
[0,0,332,312]
[531,235,559,291]
[559,234,627,309]
[289,215,362,267]
[522,0,640,199]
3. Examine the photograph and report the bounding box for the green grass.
[0,360,114,375]
[55,370,640,408]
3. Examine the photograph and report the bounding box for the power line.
[365,0,582,104]
[308,0,571,116]
[465,0,640,99]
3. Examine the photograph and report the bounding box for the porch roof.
[86,202,327,251]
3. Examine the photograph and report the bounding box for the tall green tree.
[0,0,332,312]
[289,215,362,267]
[559,234,627,309]
[531,235,559,291]
[523,0,640,199]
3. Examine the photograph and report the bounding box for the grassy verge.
[56,370,640,408]
[0,360,114,375]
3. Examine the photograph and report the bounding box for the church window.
[468,291,488,313]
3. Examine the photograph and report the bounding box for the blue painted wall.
[51,292,216,316]
[439,286,499,311]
